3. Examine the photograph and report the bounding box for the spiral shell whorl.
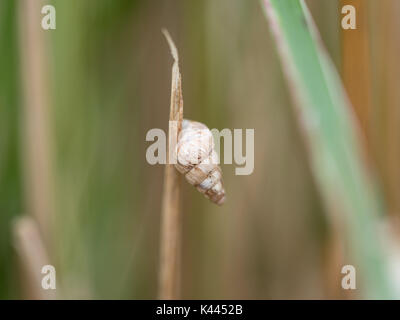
[175,119,225,205]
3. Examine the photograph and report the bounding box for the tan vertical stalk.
[158,30,184,299]
[17,0,54,298]
[373,1,400,219]
[19,0,54,242]
[340,0,372,143]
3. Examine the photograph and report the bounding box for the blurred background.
[0,0,399,299]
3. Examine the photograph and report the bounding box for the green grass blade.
[261,0,393,298]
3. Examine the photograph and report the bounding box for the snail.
[162,29,225,206]
[175,119,226,205]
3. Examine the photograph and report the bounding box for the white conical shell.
[175,119,225,205]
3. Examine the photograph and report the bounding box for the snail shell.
[175,119,225,205]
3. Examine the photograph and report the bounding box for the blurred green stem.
[261,0,394,298]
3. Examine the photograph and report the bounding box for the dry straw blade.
[162,29,183,130]
[158,29,183,300]
[261,0,394,298]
